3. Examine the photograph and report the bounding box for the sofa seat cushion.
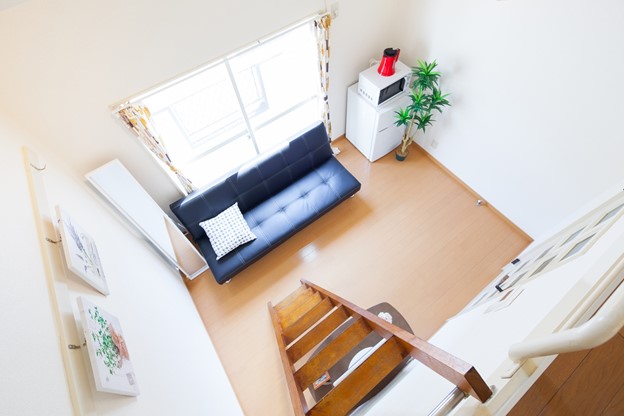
[198,156,361,283]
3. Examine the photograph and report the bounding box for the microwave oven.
[358,60,411,107]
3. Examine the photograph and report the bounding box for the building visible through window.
[140,21,322,188]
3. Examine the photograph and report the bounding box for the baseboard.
[332,134,531,242]
[414,143,533,243]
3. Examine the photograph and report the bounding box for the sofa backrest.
[170,121,333,240]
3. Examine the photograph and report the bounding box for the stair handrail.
[509,276,624,362]
[301,279,493,403]
[268,300,308,416]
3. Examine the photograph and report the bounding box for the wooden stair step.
[294,316,370,390]
[276,287,316,318]
[287,305,350,364]
[275,286,312,312]
[283,297,334,344]
[309,337,405,416]
[279,291,324,329]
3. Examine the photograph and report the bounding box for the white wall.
[42,150,243,415]
[0,0,402,211]
[0,119,74,415]
[397,0,624,238]
[0,116,243,414]
[326,0,404,137]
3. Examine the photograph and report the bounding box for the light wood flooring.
[509,327,624,416]
[185,139,531,416]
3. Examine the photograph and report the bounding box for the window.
[138,21,322,188]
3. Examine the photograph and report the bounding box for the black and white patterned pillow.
[199,203,256,260]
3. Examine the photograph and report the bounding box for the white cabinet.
[345,83,411,162]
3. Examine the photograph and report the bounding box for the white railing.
[427,388,467,416]
[509,260,624,362]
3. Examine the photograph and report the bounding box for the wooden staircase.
[268,279,492,416]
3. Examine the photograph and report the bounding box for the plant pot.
[395,149,408,161]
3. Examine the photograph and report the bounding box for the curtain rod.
[257,11,329,45]
[111,10,329,111]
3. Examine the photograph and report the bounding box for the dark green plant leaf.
[394,107,412,127]
[398,60,450,135]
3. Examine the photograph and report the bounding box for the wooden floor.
[185,139,531,416]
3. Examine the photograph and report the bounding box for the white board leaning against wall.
[85,159,207,279]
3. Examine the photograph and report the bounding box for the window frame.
[124,16,323,192]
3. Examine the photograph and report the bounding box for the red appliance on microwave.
[377,48,401,76]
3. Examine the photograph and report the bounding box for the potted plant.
[394,60,450,161]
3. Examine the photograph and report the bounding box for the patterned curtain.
[115,103,195,194]
[314,14,332,140]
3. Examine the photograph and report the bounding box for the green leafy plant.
[394,60,450,159]
[89,307,121,375]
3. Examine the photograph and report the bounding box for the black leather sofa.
[170,122,361,284]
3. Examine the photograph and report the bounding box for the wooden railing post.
[268,301,308,416]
